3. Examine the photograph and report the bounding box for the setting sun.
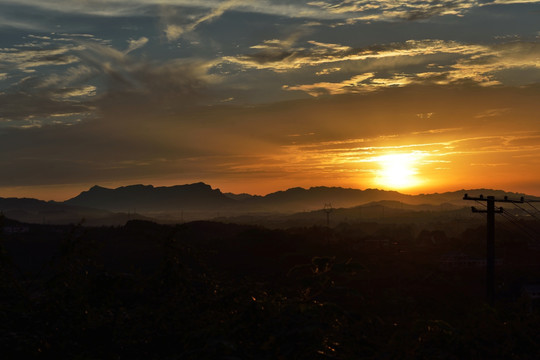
[373,153,425,190]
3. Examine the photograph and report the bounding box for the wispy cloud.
[272,129,540,191]
[125,37,149,54]
[307,0,479,22]
[4,0,529,23]
[1,0,539,195]
[163,0,244,41]
[412,41,540,86]
[0,0,333,19]
[1,81,538,194]
[283,72,377,96]
[0,13,48,31]
[0,45,81,72]
[224,39,486,71]
[265,39,540,95]
[53,85,97,99]
[0,34,219,127]
[487,0,540,4]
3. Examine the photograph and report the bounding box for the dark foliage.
[1,215,540,359]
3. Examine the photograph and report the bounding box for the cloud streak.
[125,37,149,54]
[3,0,534,24]
[260,39,540,95]
[0,34,219,127]
[163,0,245,41]
[224,39,487,71]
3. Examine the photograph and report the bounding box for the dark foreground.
[2,216,540,359]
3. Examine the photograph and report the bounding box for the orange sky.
[1,1,539,200]
[2,84,540,201]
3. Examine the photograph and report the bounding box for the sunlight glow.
[372,152,425,190]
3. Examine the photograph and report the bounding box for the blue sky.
[1,0,539,199]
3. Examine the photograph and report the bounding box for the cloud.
[162,0,246,41]
[0,37,98,125]
[0,34,220,127]
[306,0,482,22]
[224,39,486,71]
[125,37,149,54]
[316,67,341,75]
[0,0,332,20]
[79,41,219,111]
[39,65,95,88]
[402,1,476,21]
[1,84,539,196]
[164,25,185,42]
[53,85,97,99]
[0,45,81,71]
[0,13,48,31]
[283,72,376,96]
[0,91,94,125]
[307,40,352,52]
[416,41,540,86]
[486,0,540,4]
[2,0,523,24]
[229,38,540,95]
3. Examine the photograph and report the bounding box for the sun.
[373,153,424,190]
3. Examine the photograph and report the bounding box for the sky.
[0,0,539,200]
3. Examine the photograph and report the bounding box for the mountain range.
[2,182,539,225]
[65,182,234,213]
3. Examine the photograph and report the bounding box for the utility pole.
[463,194,522,305]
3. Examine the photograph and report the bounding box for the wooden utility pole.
[463,194,521,305]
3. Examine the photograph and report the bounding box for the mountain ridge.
[3,182,539,225]
[65,182,234,212]
[64,182,540,212]
[0,196,151,226]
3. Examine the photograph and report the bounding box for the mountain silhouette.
[3,183,539,225]
[233,186,409,212]
[230,187,540,211]
[64,182,235,212]
[0,197,149,225]
[65,183,418,214]
[65,183,540,215]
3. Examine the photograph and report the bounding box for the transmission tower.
[323,203,333,227]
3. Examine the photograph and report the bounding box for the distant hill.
[64,184,419,215]
[228,187,540,212]
[3,182,539,225]
[215,199,474,229]
[410,189,540,206]
[235,187,409,212]
[65,182,540,216]
[65,182,236,213]
[0,197,152,226]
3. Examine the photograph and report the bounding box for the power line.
[475,198,540,242]
[525,201,540,215]
[463,193,540,305]
[512,202,540,220]
[476,197,540,241]
[499,209,538,243]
